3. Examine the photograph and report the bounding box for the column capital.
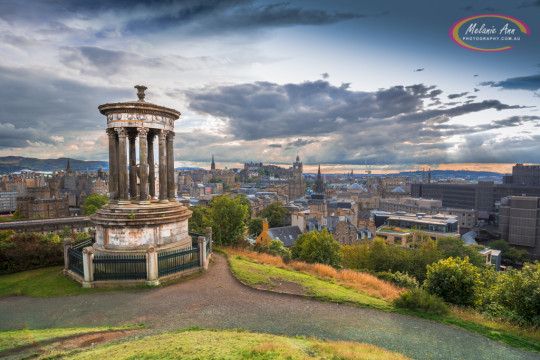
[158,129,167,140]
[166,131,175,141]
[106,128,116,137]
[138,127,149,137]
[115,127,127,138]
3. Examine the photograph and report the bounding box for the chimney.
[263,218,269,232]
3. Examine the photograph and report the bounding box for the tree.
[424,257,479,307]
[436,237,485,267]
[235,193,252,219]
[490,239,530,265]
[189,205,211,233]
[208,195,249,246]
[366,238,392,272]
[82,194,109,215]
[491,262,540,326]
[260,202,289,228]
[248,217,264,238]
[292,229,342,268]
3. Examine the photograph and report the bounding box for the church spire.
[211,154,215,170]
[66,159,71,172]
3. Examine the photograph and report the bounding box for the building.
[314,165,324,193]
[503,164,540,186]
[0,191,18,213]
[499,196,540,260]
[376,212,460,246]
[379,197,477,233]
[411,181,540,218]
[256,218,302,247]
[17,185,69,219]
[288,155,305,201]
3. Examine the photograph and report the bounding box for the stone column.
[158,130,168,203]
[63,238,72,271]
[82,246,94,288]
[198,236,207,270]
[148,132,156,199]
[167,131,176,201]
[145,246,159,286]
[138,127,150,204]
[116,128,129,203]
[205,227,212,255]
[129,132,137,199]
[106,128,117,202]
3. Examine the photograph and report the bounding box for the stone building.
[288,155,305,201]
[499,196,540,260]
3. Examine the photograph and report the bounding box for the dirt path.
[0,254,536,360]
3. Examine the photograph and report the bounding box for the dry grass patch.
[227,247,403,301]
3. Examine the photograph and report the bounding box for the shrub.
[392,271,420,289]
[424,257,479,307]
[393,288,449,315]
[292,229,342,268]
[490,262,540,326]
[0,232,63,273]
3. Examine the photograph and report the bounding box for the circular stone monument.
[91,86,192,255]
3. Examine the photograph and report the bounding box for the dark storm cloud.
[120,0,364,35]
[184,80,529,166]
[321,73,329,79]
[268,144,282,148]
[447,92,468,99]
[186,81,433,141]
[481,74,540,91]
[286,138,318,149]
[59,46,178,76]
[0,65,131,141]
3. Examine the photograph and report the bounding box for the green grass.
[0,267,122,297]
[0,265,206,298]
[228,253,540,353]
[0,325,144,352]
[229,255,390,310]
[64,328,411,360]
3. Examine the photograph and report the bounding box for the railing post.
[205,227,212,255]
[198,236,207,270]
[63,238,72,272]
[82,246,94,288]
[146,246,160,286]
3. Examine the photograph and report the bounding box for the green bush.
[393,288,449,315]
[392,271,420,289]
[490,262,540,326]
[291,229,342,268]
[0,232,63,274]
[424,257,479,307]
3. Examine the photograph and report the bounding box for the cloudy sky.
[1,0,539,173]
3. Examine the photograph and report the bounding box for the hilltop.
[0,156,108,173]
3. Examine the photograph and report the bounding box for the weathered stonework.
[91,86,192,256]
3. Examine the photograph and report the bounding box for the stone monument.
[91,86,192,255]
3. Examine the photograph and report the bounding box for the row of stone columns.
[107,127,175,204]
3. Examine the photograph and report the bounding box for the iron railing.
[93,254,146,281]
[158,246,200,277]
[72,238,93,251]
[68,247,84,277]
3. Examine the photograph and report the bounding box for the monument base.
[91,201,193,255]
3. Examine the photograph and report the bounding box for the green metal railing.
[93,254,146,280]
[68,248,84,277]
[158,246,200,277]
[72,238,93,251]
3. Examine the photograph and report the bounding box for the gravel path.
[0,254,536,360]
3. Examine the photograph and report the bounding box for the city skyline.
[0,0,539,173]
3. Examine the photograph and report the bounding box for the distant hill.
[305,169,504,180]
[0,156,108,173]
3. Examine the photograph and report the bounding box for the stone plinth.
[91,201,192,255]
